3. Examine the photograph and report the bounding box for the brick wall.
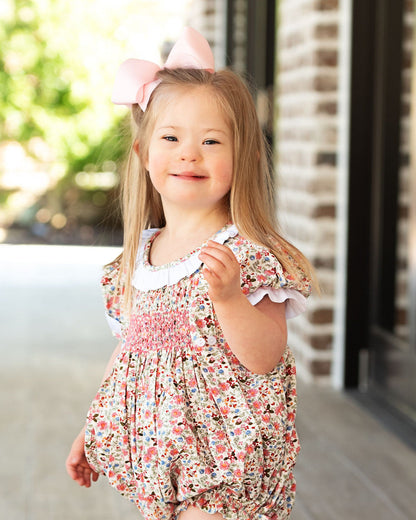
[226,0,247,74]
[276,0,341,383]
[395,1,414,341]
[185,0,227,67]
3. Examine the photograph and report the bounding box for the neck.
[148,205,230,266]
[160,205,230,241]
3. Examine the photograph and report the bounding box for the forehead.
[152,86,230,128]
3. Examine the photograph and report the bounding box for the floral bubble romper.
[85,224,311,520]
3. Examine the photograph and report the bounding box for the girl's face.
[145,86,233,216]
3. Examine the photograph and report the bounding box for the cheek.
[145,139,165,173]
[146,152,165,176]
[146,157,164,193]
[216,158,233,189]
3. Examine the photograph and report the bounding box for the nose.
[180,140,200,162]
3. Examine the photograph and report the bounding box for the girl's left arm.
[199,241,288,375]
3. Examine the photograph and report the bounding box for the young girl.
[66,27,314,520]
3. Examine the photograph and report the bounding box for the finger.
[201,266,218,284]
[205,240,237,261]
[83,463,99,485]
[199,247,227,265]
[66,465,77,481]
[206,240,234,252]
[83,461,98,487]
[80,467,92,487]
[68,458,95,488]
[199,253,227,278]
[72,471,85,487]
[75,475,87,487]
[66,459,80,481]
[199,244,235,268]
[199,248,224,264]
[72,464,85,485]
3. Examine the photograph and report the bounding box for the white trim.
[132,225,238,291]
[247,287,308,319]
[332,0,352,389]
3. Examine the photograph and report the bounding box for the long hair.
[114,68,317,312]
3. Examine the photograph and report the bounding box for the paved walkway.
[1,245,415,519]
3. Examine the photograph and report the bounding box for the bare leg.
[177,505,225,520]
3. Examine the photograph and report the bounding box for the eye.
[163,135,177,142]
[203,139,219,145]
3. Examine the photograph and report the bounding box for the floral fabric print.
[85,225,311,520]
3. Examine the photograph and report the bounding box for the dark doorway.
[347,0,416,437]
[226,0,276,146]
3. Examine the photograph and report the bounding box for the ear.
[134,139,149,170]
[133,139,140,156]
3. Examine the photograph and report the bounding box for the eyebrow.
[157,125,228,135]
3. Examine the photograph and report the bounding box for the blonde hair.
[114,68,317,311]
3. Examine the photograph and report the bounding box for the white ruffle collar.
[132,224,238,291]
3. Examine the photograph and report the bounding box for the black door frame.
[345,0,404,388]
[226,0,276,85]
[226,0,276,146]
[344,0,377,388]
[346,0,416,444]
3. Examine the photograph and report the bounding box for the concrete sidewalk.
[1,244,415,519]
[1,244,138,519]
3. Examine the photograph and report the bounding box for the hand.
[198,241,243,303]
[65,426,99,488]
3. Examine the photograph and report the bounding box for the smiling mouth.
[172,173,206,179]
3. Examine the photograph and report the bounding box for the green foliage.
[0,0,126,172]
[0,0,189,243]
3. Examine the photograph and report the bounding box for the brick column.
[185,0,227,66]
[395,2,414,341]
[276,0,340,383]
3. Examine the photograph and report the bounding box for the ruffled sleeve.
[233,238,311,319]
[101,260,125,338]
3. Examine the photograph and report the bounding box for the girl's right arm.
[65,340,123,487]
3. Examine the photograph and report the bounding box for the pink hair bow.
[111,27,215,111]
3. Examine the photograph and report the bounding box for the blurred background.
[0,0,191,247]
[1,0,416,519]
